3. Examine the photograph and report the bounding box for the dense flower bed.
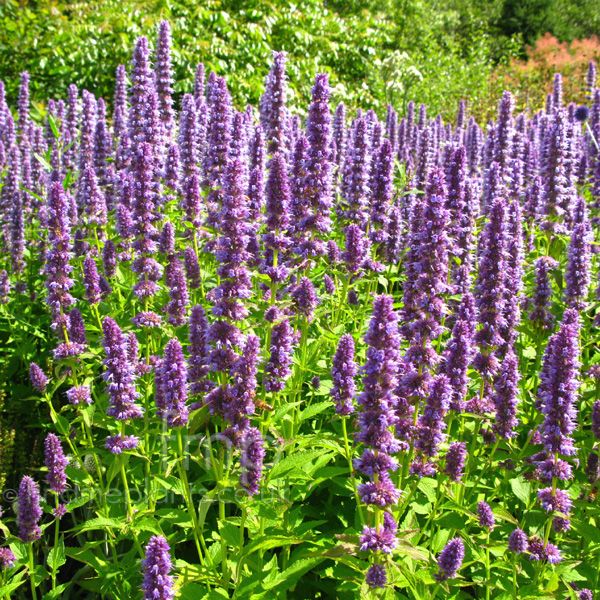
[0,19,599,600]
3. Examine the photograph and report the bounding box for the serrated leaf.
[299,401,333,422]
[68,517,123,534]
[262,557,324,591]
[510,477,531,505]
[0,578,25,597]
[42,582,69,599]
[47,535,66,571]
[268,449,331,480]
[242,536,304,557]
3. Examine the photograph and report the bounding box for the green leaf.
[48,114,60,140]
[262,557,324,591]
[510,477,531,505]
[299,401,333,422]
[0,578,26,597]
[47,535,66,571]
[242,536,304,557]
[268,449,332,480]
[42,582,69,599]
[69,517,123,534]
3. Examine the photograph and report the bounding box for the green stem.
[176,429,206,566]
[485,532,491,600]
[118,448,144,558]
[51,495,60,590]
[342,417,366,524]
[28,544,37,600]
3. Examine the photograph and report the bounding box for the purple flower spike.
[157,338,189,427]
[210,157,252,322]
[102,240,117,278]
[473,197,507,378]
[508,528,528,553]
[66,385,92,405]
[369,138,394,245]
[83,256,102,305]
[436,538,465,581]
[44,182,75,334]
[0,547,16,568]
[29,363,48,393]
[188,306,215,398]
[44,433,68,493]
[239,427,266,495]
[296,73,333,257]
[414,374,452,458]
[477,501,495,529]
[155,21,175,140]
[17,476,42,543]
[265,319,295,392]
[141,535,175,600]
[492,348,520,439]
[342,224,368,275]
[441,319,473,412]
[324,274,336,294]
[165,256,189,327]
[105,434,140,455]
[366,563,387,589]
[183,246,201,289]
[291,277,318,321]
[444,442,467,482]
[538,308,581,458]
[261,51,290,157]
[331,334,357,416]
[565,209,591,308]
[101,317,143,421]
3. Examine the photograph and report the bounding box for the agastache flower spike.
[155,21,175,140]
[210,157,252,321]
[265,319,295,393]
[477,501,495,528]
[297,73,333,257]
[529,256,558,330]
[444,442,467,481]
[187,306,215,402]
[141,536,175,600]
[17,476,42,543]
[565,199,591,308]
[538,309,581,459]
[83,256,102,305]
[101,317,144,421]
[340,117,371,228]
[331,334,357,416]
[157,338,189,427]
[44,433,68,493]
[261,51,290,157]
[263,152,291,274]
[291,277,318,322]
[440,319,472,411]
[165,255,189,327]
[369,138,393,245]
[508,529,528,553]
[473,196,507,379]
[239,427,266,496]
[413,374,452,467]
[492,347,520,439]
[29,363,48,393]
[356,295,403,507]
[224,334,261,427]
[203,76,233,218]
[44,182,75,333]
[435,538,465,581]
[183,246,201,289]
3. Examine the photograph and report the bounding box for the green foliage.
[0,0,520,120]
